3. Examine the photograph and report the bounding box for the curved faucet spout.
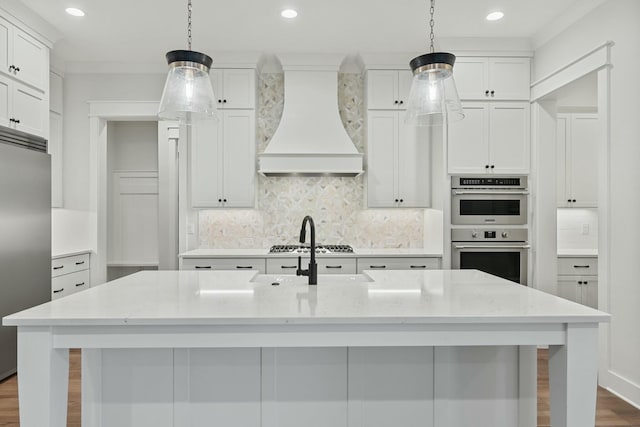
[297,216,318,285]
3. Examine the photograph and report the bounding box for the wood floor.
[0,349,638,426]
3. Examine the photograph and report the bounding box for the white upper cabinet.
[210,68,256,109]
[190,110,256,208]
[367,70,413,110]
[0,74,47,137]
[49,71,63,114]
[454,57,530,100]
[367,110,431,208]
[556,113,598,208]
[0,16,48,92]
[448,102,530,174]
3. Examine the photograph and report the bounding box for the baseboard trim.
[602,370,640,410]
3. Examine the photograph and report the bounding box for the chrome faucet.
[296,215,317,285]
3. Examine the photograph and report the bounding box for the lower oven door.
[451,243,530,285]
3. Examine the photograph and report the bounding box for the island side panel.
[174,348,261,427]
[262,348,348,427]
[348,347,435,427]
[433,346,520,427]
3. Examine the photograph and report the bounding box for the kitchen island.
[3,269,609,427]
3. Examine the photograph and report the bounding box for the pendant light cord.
[429,0,435,53]
[187,0,192,50]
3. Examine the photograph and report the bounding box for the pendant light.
[405,0,464,126]
[158,0,217,123]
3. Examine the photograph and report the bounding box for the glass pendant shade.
[158,50,218,123]
[405,52,464,126]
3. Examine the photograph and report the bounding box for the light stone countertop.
[179,248,443,258]
[3,269,608,326]
[557,249,598,257]
[52,249,92,260]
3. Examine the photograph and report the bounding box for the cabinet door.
[447,102,489,174]
[581,278,598,309]
[12,27,47,91]
[452,57,489,100]
[556,278,581,304]
[488,102,530,174]
[13,83,46,137]
[0,75,9,128]
[0,18,9,78]
[367,110,398,207]
[397,70,413,109]
[569,114,598,207]
[367,70,399,109]
[488,58,530,100]
[317,258,357,274]
[556,114,570,207]
[190,119,222,207]
[398,120,430,207]
[221,69,255,109]
[49,111,63,207]
[209,69,224,106]
[221,110,255,208]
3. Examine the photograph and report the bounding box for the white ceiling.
[20,0,600,67]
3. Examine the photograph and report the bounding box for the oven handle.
[453,244,531,250]
[452,190,529,195]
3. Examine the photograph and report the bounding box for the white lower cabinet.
[356,257,440,273]
[51,252,91,299]
[181,257,266,273]
[557,257,598,308]
[266,258,357,275]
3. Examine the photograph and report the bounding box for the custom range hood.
[259,56,363,177]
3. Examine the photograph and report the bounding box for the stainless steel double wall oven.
[451,176,530,285]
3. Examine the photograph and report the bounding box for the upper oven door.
[451,190,528,225]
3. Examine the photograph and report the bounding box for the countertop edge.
[52,249,93,259]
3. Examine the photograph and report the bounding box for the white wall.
[534,0,640,406]
[557,208,598,251]
[51,208,94,256]
[63,73,165,210]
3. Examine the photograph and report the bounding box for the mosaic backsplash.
[198,72,425,248]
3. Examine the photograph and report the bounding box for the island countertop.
[3,270,609,327]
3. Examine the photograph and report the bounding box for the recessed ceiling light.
[486,11,504,21]
[65,7,85,17]
[281,9,298,19]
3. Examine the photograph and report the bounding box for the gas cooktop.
[269,244,354,254]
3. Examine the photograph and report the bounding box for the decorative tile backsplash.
[198,72,426,248]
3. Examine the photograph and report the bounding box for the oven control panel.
[451,228,528,242]
[451,175,528,189]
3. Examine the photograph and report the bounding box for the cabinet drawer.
[52,269,90,300]
[557,257,597,275]
[266,257,357,275]
[52,253,90,277]
[181,257,266,273]
[356,257,440,274]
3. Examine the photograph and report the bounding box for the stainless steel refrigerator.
[0,125,51,380]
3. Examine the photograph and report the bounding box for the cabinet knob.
[394,100,399,104]
[578,281,583,285]
[14,119,20,124]
[572,199,576,203]
[485,90,490,96]
[490,165,495,169]
[218,99,222,103]
[223,198,227,203]
[485,165,489,169]
[223,99,227,103]
[399,198,404,203]
[490,90,495,97]
[399,100,404,105]
[394,199,399,203]
[218,198,222,203]
[8,65,14,72]
[567,199,571,203]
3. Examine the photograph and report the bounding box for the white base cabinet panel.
[85,346,527,427]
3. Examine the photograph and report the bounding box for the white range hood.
[258,57,363,177]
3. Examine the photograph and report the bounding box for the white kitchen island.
[3,269,609,427]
